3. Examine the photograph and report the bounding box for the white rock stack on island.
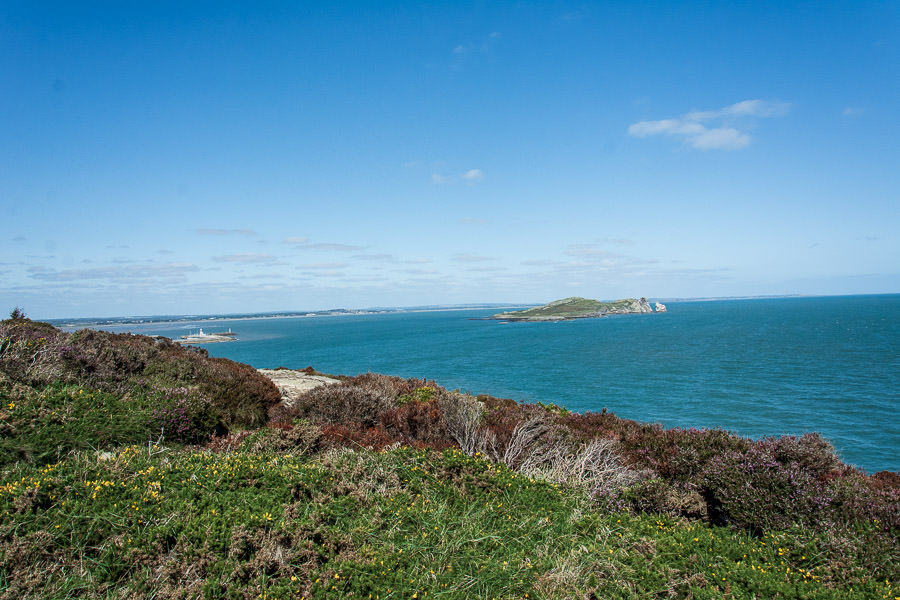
[655,302,667,312]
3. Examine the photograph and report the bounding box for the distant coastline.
[52,304,530,330]
[47,292,900,329]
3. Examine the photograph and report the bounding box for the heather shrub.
[147,385,216,444]
[701,440,835,533]
[294,381,394,426]
[480,400,544,457]
[266,400,294,424]
[771,433,842,477]
[64,328,153,386]
[290,373,436,427]
[827,468,900,532]
[379,399,452,448]
[194,357,281,430]
[662,428,752,481]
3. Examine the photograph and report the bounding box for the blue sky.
[2,1,898,319]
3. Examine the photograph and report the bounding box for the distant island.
[491,296,666,321]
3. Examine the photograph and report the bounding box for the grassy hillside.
[1,316,898,599]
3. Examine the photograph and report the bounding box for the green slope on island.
[492,296,654,321]
[1,313,898,599]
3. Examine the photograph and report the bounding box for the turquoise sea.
[91,295,900,474]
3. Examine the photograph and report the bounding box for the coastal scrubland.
[1,314,898,599]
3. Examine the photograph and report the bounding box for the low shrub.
[827,468,900,532]
[289,373,437,428]
[241,421,322,455]
[771,432,842,477]
[147,385,216,444]
[320,422,399,451]
[608,478,708,519]
[701,440,835,534]
[0,319,281,437]
[379,399,452,448]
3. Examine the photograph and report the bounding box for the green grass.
[2,442,896,599]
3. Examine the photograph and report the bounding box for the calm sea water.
[93,295,900,473]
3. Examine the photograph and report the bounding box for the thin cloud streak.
[628,99,790,150]
[212,253,277,263]
[194,228,258,236]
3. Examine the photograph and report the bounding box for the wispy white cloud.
[297,262,349,270]
[303,242,366,252]
[212,253,277,263]
[843,107,865,117]
[521,259,564,267]
[596,237,636,246]
[352,253,398,262]
[404,268,439,275]
[558,9,588,22]
[29,263,200,281]
[195,228,258,237]
[284,237,366,252]
[462,169,484,183]
[432,169,485,185]
[452,253,492,263]
[628,99,790,150]
[451,32,501,69]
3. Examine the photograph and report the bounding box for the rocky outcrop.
[655,302,667,312]
[258,368,340,407]
[605,297,653,314]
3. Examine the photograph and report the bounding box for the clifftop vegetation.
[1,316,897,598]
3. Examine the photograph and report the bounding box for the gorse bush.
[0,381,154,468]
